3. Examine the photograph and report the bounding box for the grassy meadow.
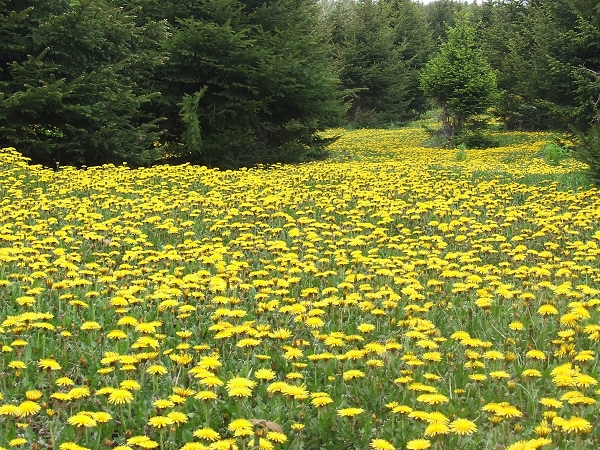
[1,125,599,450]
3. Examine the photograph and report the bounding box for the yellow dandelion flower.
[68,413,97,427]
[489,370,511,379]
[521,369,542,379]
[17,401,40,417]
[573,350,595,363]
[193,427,221,441]
[495,405,522,419]
[560,416,592,434]
[424,422,450,437]
[369,438,395,450]
[534,421,552,437]
[148,416,174,428]
[38,358,61,370]
[342,369,365,381]
[255,368,277,381]
[135,439,159,449]
[449,418,477,435]
[537,304,558,316]
[147,365,168,375]
[539,398,563,408]
[337,407,364,417]
[120,379,141,391]
[92,412,112,423]
[195,390,217,401]
[311,395,333,407]
[0,405,22,416]
[167,411,188,425]
[469,374,487,382]
[358,323,376,333]
[153,399,175,409]
[68,387,90,399]
[526,350,546,360]
[8,361,26,369]
[199,376,224,388]
[25,390,42,400]
[108,389,134,404]
[291,423,304,431]
[406,439,431,450]
[266,431,287,443]
[391,405,413,415]
[228,418,254,437]
[173,387,195,397]
[80,321,101,330]
[107,329,128,339]
[416,394,449,405]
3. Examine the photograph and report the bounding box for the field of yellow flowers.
[1,126,599,450]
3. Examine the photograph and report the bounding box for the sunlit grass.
[0,126,599,450]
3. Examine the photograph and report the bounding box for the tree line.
[1,0,598,171]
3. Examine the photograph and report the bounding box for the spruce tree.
[328,0,425,125]
[420,10,497,141]
[424,0,466,44]
[0,0,168,167]
[498,0,600,132]
[132,0,345,168]
[383,0,434,118]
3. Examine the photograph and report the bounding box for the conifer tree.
[424,0,466,44]
[384,0,434,118]
[496,0,599,132]
[420,10,497,140]
[0,0,167,167]
[328,0,428,125]
[132,0,345,168]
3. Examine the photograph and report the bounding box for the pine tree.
[383,0,434,118]
[420,10,497,141]
[424,0,467,45]
[0,0,168,167]
[497,0,600,132]
[328,0,425,125]
[131,0,345,168]
[475,0,530,129]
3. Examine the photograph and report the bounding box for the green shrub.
[541,142,572,165]
[455,143,468,161]
[454,128,500,149]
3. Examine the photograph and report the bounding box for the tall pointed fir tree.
[498,0,599,132]
[420,10,497,141]
[128,0,346,168]
[383,0,434,119]
[0,0,168,167]
[424,0,467,45]
[327,0,425,125]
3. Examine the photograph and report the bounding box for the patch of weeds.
[573,123,600,186]
[455,143,468,161]
[429,165,464,178]
[540,142,572,166]
[472,170,592,192]
[492,130,552,147]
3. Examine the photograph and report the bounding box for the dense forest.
[1,0,599,170]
